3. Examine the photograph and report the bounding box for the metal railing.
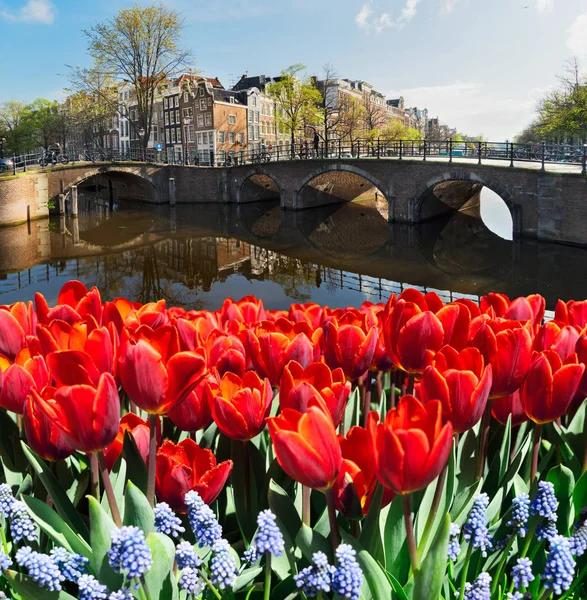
[3,139,587,174]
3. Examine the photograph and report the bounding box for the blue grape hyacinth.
[463,572,492,600]
[569,518,587,557]
[463,493,493,557]
[9,500,37,544]
[50,547,89,583]
[242,545,259,564]
[294,551,336,597]
[107,526,152,580]
[184,490,222,548]
[530,481,558,521]
[0,484,15,518]
[77,574,109,600]
[0,551,12,571]
[209,539,238,591]
[508,493,530,537]
[448,523,461,561]
[154,502,185,538]
[15,546,64,591]
[179,566,205,596]
[108,591,133,600]
[331,544,363,600]
[175,541,202,570]
[511,557,534,590]
[542,535,575,596]
[536,519,558,543]
[252,509,284,557]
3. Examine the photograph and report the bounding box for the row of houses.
[82,72,454,165]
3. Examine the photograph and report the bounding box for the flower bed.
[0,281,585,599]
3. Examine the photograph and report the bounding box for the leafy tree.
[0,101,35,155]
[23,99,61,151]
[267,64,322,147]
[77,3,192,152]
[337,97,366,146]
[315,63,345,153]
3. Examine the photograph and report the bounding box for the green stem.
[531,423,543,485]
[325,487,341,552]
[490,534,516,596]
[200,569,223,600]
[263,552,272,600]
[0,524,8,554]
[147,414,158,507]
[417,463,448,559]
[475,402,493,480]
[458,545,473,600]
[302,485,311,527]
[98,452,122,527]
[582,409,587,475]
[139,577,152,600]
[243,440,250,522]
[402,494,420,573]
[362,376,372,427]
[90,452,100,499]
[539,589,553,600]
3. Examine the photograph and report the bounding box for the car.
[0,157,14,173]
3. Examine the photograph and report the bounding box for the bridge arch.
[294,163,391,216]
[71,167,158,205]
[237,168,283,205]
[64,166,157,193]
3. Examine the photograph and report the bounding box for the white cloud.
[355,0,420,32]
[536,0,554,13]
[0,0,55,24]
[442,0,462,14]
[568,13,587,56]
[385,81,549,140]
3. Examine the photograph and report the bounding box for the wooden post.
[58,193,65,215]
[71,185,78,216]
[169,178,176,206]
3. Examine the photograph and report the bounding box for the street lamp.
[139,127,145,162]
[0,137,5,159]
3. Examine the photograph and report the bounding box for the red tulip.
[155,439,233,512]
[481,293,545,326]
[123,300,169,332]
[554,299,587,329]
[360,302,394,371]
[205,331,247,378]
[419,349,492,433]
[267,401,342,490]
[23,387,75,461]
[368,395,453,495]
[323,311,378,380]
[35,280,103,326]
[35,372,120,453]
[175,312,222,351]
[0,350,49,415]
[333,426,394,518]
[520,350,584,424]
[209,371,272,441]
[575,332,587,397]
[384,300,467,373]
[118,325,207,414]
[289,302,325,329]
[533,322,580,360]
[103,413,160,470]
[471,321,533,398]
[220,295,267,327]
[247,318,321,386]
[0,304,31,360]
[280,361,351,427]
[492,389,528,427]
[167,372,217,432]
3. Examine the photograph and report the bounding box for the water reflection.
[0,195,584,310]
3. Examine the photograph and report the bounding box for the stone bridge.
[1,158,586,245]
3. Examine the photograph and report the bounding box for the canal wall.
[0,172,49,226]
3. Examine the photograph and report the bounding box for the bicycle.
[39,151,69,167]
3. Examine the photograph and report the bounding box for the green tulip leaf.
[144,531,178,600]
[413,514,451,600]
[22,495,92,560]
[295,523,332,562]
[21,442,90,542]
[573,470,587,517]
[546,465,575,535]
[452,479,483,526]
[121,431,148,494]
[123,479,154,533]
[101,454,126,517]
[384,495,409,578]
[4,569,77,600]
[268,480,302,542]
[234,566,263,592]
[88,495,123,589]
[359,483,385,564]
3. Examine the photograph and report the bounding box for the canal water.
[0,185,584,310]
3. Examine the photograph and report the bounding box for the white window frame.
[205,114,212,126]
[197,115,204,127]
[229,132,235,143]
[228,114,236,125]
[218,131,225,143]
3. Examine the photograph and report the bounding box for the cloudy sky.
[1,0,586,139]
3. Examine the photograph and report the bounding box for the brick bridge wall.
[1,159,586,245]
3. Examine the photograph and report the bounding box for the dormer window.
[229,97,234,104]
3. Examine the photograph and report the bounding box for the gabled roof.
[213,88,244,105]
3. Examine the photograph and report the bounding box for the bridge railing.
[5,139,587,174]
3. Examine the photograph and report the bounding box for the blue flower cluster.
[294,551,336,597]
[107,526,152,580]
[331,544,363,600]
[536,519,558,543]
[463,494,493,557]
[210,539,238,591]
[242,545,259,564]
[511,557,534,590]
[251,509,284,557]
[78,574,109,600]
[50,547,89,583]
[569,519,587,557]
[175,541,202,570]
[179,566,205,596]
[154,502,185,538]
[9,500,37,544]
[108,591,133,600]
[530,481,558,521]
[542,535,575,595]
[507,494,530,537]
[15,546,64,591]
[0,484,15,517]
[185,491,222,548]
[463,572,492,600]
[0,551,12,571]
[448,523,461,561]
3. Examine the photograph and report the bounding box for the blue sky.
[1,0,587,139]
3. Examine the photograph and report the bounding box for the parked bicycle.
[79,150,106,162]
[39,150,69,167]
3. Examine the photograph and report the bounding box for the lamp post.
[0,136,5,159]
[139,127,146,162]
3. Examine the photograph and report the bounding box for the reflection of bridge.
[2,154,587,245]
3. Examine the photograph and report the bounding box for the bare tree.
[315,63,345,153]
[75,4,192,152]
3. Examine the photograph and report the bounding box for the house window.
[183,107,194,119]
[164,98,168,109]
[164,113,169,126]
[166,130,171,144]
[208,98,212,106]
[254,125,259,140]
[175,96,179,107]
[200,99,207,111]
[229,132,235,143]
[197,115,204,127]
[239,150,245,162]
[175,110,180,123]
[254,112,259,123]
[251,96,257,107]
[199,88,204,97]
[248,112,253,123]
[218,131,225,143]
[176,128,182,143]
[186,126,194,143]
[228,114,236,125]
[153,129,158,142]
[184,92,189,103]
[171,129,176,143]
[218,150,226,162]
[170,111,175,125]
[197,133,203,144]
[238,132,244,144]
[248,125,253,140]
[205,114,212,126]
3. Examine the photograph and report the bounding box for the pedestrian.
[313,132,320,157]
